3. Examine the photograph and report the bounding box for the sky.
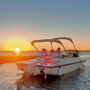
[0,0,90,51]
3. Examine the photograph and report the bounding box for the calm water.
[0,52,90,90]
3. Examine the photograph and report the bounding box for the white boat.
[16,37,86,77]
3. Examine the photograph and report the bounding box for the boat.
[16,37,86,78]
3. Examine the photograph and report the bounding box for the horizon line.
[0,50,90,52]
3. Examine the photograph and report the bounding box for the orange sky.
[0,36,89,51]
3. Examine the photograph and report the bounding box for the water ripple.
[0,52,90,90]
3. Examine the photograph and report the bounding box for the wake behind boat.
[16,37,86,78]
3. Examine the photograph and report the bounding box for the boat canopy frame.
[31,37,76,52]
[52,37,76,50]
[31,39,67,51]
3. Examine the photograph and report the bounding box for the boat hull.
[16,57,86,76]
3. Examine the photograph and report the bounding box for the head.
[51,49,54,52]
[42,48,47,52]
[75,50,78,53]
[42,48,45,52]
[44,49,47,52]
[57,47,61,51]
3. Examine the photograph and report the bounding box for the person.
[40,48,48,57]
[68,50,73,57]
[49,49,54,57]
[73,50,79,57]
[54,47,61,58]
[76,50,79,55]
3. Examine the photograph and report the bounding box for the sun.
[4,37,31,51]
[15,48,20,52]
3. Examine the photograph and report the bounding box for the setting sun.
[15,48,20,52]
[4,37,31,51]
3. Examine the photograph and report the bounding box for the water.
[0,52,90,90]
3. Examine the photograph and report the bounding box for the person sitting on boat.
[40,48,48,57]
[49,49,55,57]
[75,50,79,56]
[68,50,73,57]
[54,47,61,58]
[73,50,79,57]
